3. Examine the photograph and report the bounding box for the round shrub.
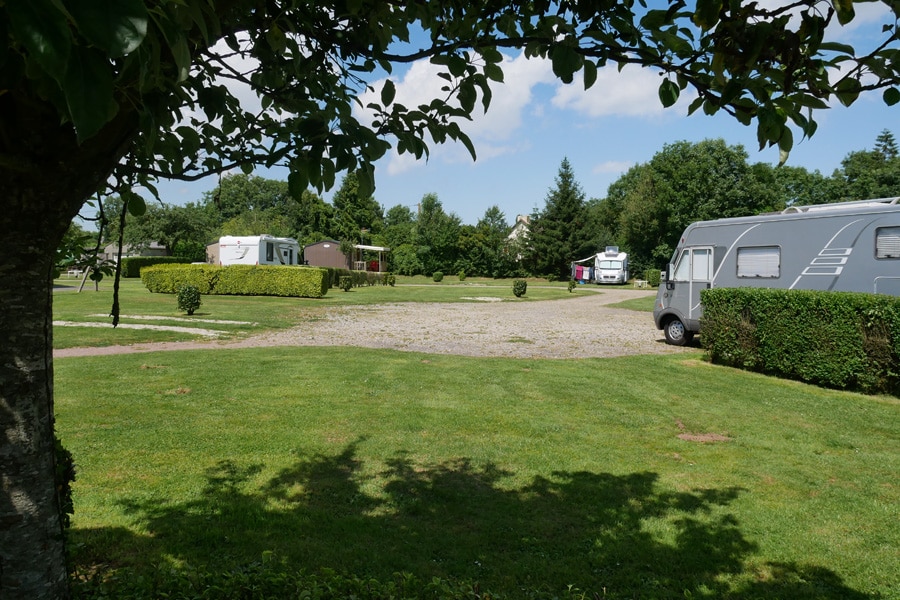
[339,275,353,292]
[176,284,202,315]
[513,279,527,298]
[458,270,466,281]
[568,279,576,293]
[432,271,444,282]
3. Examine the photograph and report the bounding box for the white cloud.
[359,51,557,174]
[551,64,695,118]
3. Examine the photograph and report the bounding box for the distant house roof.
[507,215,530,241]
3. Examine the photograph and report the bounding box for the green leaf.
[835,77,861,107]
[583,60,597,90]
[692,0,722,30]
[67,0,148,58]
[161,30,192,83]
[777,125,794,156]
[356,164,376,199]
[884,87,900,106]
[457,81,477,114]
[818,41,855,55]
[550,44,582,84]
[64,45,117,141]
[381,79,396,106]
[658,78,680,108]
[484,62,504,83]
[6,0,72,82]
[830,0,855,25]
[123,191,146,217]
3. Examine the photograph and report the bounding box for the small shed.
[304,240,350,269]
[352,244,390,272]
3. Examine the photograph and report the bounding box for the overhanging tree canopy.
[1,1,898,598]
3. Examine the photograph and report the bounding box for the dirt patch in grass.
[675,418,733,443]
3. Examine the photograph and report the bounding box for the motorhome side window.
[672,248,712,281]
[266,242,274,262]
[875,227,900,259]
[737,246,780,278]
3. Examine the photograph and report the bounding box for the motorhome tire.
[664,318,693,346]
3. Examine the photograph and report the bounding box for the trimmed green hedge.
[701,288,900,396]
[142,264,328,298]
[121,256,191,277]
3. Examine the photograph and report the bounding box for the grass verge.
[56,348,898,598]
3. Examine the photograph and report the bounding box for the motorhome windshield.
[598,260,623,269]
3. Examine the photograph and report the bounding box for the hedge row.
[320,267,393,288]
[141,264,328,298]
[701,288,900,396]
[120,256,191,277]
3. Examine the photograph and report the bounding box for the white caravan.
[218,235,301,266]
[654,198,900,345]
[572,246,629,284]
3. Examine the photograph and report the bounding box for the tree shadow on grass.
[72,441,874,598]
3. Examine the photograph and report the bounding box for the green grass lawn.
[55,348,899,599]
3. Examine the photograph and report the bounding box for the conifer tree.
[526,158,592,279]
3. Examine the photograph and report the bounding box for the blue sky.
[153,3,898,227]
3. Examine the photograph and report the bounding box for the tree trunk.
[0,205,72,599]
[0,88,138,599]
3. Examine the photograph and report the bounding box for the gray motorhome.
[654,197,900,345]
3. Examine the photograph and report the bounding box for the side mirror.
[664,266,674,290]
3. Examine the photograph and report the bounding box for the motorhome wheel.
[664,318,693,346]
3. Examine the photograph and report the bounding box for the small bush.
[567,279,576,293]
[176,285,202,315]
[339,276,352,292]
[458,270,466,281]
[513,279,527,297]
[383,272,396,286]
[432,271,444,282]
[645,268,662,288]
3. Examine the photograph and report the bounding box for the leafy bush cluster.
[644,268,662,288]
[142,264,328,298]
[432,271,444,282]
[513,279,527,297]
[701,288,900,395]
[320,268,391,289]
[339,276,352,292]
[567,279,576,293]
[71,561,592,600]
[120,256,191,278]
[177,285,202,315]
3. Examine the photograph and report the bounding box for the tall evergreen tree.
[526,158,591,279]
[330,172,384,243]
[875,129,899,160]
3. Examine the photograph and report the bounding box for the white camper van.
[572,246,629,284]
[218,235,301,266]
[654,198,900,345]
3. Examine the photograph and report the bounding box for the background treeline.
[69,130,900,280]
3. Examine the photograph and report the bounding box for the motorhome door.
[670,246,714,326]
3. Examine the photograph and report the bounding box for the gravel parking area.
[56,288,692,359]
